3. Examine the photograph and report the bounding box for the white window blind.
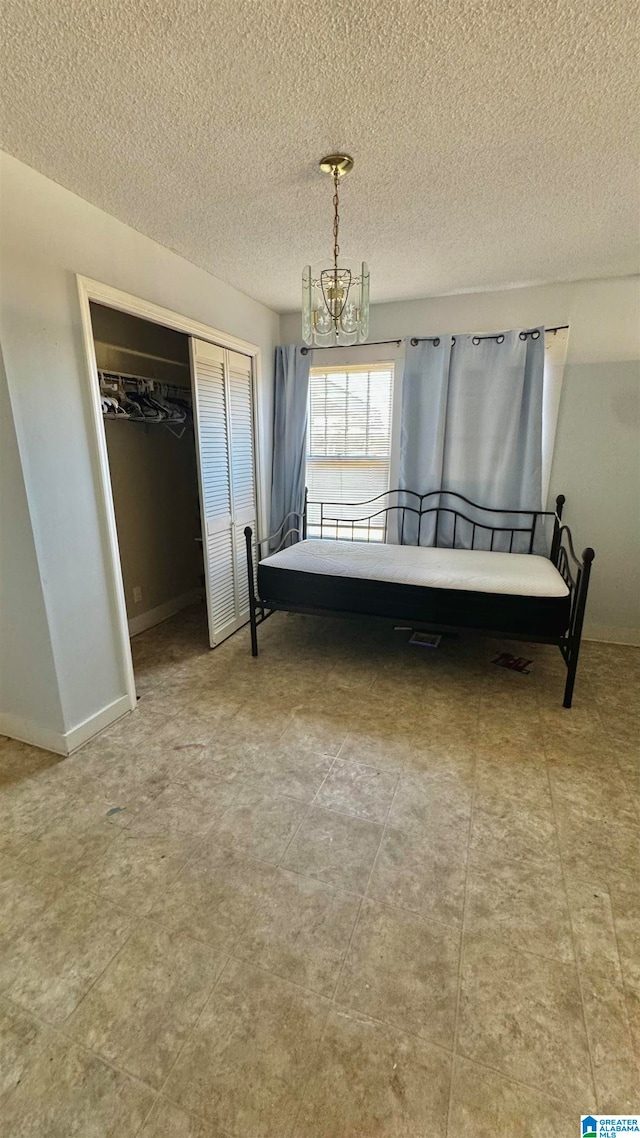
[307,362,394,539]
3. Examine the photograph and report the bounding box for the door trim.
[76,276,264,712]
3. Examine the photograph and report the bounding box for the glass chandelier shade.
[302,263,369,346]
[302,155,370,346]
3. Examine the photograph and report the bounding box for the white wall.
[282,277,640,643]
[0,152,279,749]
[0,345,65,747]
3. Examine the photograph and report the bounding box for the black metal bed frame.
[244,490,594,708]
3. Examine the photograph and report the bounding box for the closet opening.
[80,278,262,725]
[90,302,209,667]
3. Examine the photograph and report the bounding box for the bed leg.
[244,526,259,658]
[563,644,578,709]
[249,599,258,658]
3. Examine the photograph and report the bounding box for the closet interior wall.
[90,303,204,636]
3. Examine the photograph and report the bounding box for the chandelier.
[302,154,369,346]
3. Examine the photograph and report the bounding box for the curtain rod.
[300,326,569,354]
[301,338,401,355]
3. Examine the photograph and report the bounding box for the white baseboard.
[0,712,68,756]
[0,694,133,757]
[128,588,204,637]
[584,623,640,647]
[65,694,133,753]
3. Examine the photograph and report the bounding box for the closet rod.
[300,326,569,355]
[98,368,190,390]
[94,340,190,368]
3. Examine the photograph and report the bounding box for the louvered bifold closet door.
[190,339,237,647]
[228,349,257,623]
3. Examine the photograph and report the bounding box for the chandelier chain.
[332,166,340,272]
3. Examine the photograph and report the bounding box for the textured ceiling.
[2,0,639,312]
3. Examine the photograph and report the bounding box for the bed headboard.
[305,489,563,557]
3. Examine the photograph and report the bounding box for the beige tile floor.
[0,604,638,1136]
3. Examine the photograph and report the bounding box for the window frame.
[306,352,399,537]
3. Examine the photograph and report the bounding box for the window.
[306,362,394,540]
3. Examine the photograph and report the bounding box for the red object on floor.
[492,652,533,674]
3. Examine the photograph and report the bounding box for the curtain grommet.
[519,331,527,340]
[497,334,505,344]
[472,336,480,345]
[532,330,541,339]
[433,337,440,347]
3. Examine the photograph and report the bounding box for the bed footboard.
[554,530,595,708]
[244,502,307,657]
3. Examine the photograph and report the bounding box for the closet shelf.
[94,340,190,369]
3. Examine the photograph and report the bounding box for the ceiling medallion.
[302,154,369,346]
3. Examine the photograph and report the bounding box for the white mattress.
[260,539,569,598]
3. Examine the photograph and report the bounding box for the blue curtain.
[269,345,310,547]
[399,330,545,551]
[398,337,452,544]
